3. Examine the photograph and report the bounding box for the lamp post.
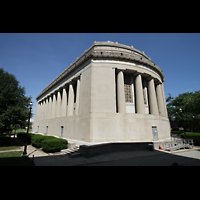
[179,108,186,139]
[22,101,33,157]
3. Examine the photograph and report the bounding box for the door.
[46,126,48,134]
[152,126,158,141]
[61,126,64,137]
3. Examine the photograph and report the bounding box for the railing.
[161,138,194,152]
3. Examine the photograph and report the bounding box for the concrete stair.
[61,145,81,157]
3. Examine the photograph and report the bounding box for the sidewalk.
[14,137,49,158]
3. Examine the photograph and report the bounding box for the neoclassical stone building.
[33,41,171,143]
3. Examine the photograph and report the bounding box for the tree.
[166,91,200,131]
[0,68,32,134]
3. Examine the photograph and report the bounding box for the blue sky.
[0,33,200,119]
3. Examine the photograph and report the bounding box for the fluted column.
[52,93,56,118]
[156,83,165,116]
[75,78,80,115]
[117,71,126,113]
[135,73,145,114]
[148,78,159,115]
[67,83,74,116]
[61,87,67,117]
[56,90,61,118]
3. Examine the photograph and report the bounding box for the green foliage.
[41,138,68,153]
[16,132,68,153]
[0,68,32,134]
[0,151,33,166]
[16,132,33,143]
[180,132,200,146]
[167,91,200,131]
[31,135,55,148]
[0,136,16,147]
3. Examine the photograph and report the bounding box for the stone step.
[61,145,80,155]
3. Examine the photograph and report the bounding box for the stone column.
[75,78,80,115]
[143,78,149,114]
[37,102,41,121]
[61,87,67,117]
[44,98,47,120]
[56,90,61,118]
[135,73,145,114]
[67,83,74,116]
[161,83,168,117]
[40,100,44,120]
[52,92,57,118]
[148,78,159,115]
[48,95,52,119]
[117,71,126,113]
[156,83,165,116]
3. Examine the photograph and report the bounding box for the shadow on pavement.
[32,148,200,166]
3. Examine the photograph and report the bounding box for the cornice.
[36,41,165,100]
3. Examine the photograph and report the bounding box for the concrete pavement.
[14,137,200,166]
[32,146,200,166]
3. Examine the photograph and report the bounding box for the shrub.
[180,132,200,146]
[0,136,16,146]
[31,135,55,148]
[172,127,180,131]
[41,138,68,153]
[16,132,33,143]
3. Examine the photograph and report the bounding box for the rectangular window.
[124,74,133,103]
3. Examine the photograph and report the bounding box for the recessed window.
[124,74,133,103]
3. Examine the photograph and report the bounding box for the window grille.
[124,74,133,103]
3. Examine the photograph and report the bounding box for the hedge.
[41,138,68,153]
[31,135,55,148]
[0,136,16,146]
[17,132,68,153]
[16,132,33,143]
[180,132,200,146]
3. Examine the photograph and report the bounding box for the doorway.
[46,126,48,134]
[152,126,158,141]
[61,126,64,137]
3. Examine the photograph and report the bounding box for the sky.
[0,33,200,119]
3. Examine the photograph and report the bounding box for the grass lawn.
[0,146,20,151]
[0,151,33,166]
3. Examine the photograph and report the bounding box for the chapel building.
[33,41,171,143]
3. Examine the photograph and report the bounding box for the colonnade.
[117,70,168,117]
[35,70,168,122]
[35,77,80,121]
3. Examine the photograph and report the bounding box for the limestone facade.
[33,41,171,143]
